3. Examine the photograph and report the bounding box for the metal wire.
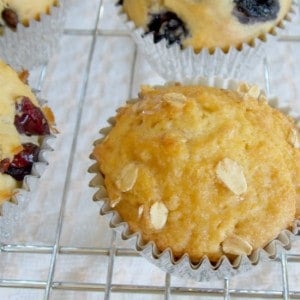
[1,0,300,299]
[44,1,104,299]
[104,232,117,300]
[281,253,290,300]
[224,278,230,300]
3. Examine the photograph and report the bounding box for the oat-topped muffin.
[93,83,300,262]
[0,60,55,206]
[0,0,58,30]
[119,0,292,52]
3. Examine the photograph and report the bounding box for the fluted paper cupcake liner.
[0,1,65,71]
[116,1,297,81]
[89,77,300,281]
[0,96,56,240]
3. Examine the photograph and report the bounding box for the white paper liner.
[0,96,56,240]
[89,77,300,281]
[116,1,297,81]
[0,1,65,71]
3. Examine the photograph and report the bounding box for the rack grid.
[0,0,300,299]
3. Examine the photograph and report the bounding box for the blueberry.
[233,0,280,24]
[145,11,188,47]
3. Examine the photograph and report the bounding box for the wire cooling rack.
[0,0,300,299]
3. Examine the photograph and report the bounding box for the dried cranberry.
[2,8,18,29]
[5,143,40,181]
[14,97,50,136]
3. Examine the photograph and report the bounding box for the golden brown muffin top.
[93,83,300,262]
[121,0,292,52]
[0,0,58,28]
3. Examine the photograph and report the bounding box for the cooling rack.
[0,0,300,299]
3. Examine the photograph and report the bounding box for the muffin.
[0,59,56,214]
[116,0,295,80]
[119,0,292,52]
[0,0,65,70]
[90,79,300,280]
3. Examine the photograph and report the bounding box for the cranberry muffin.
[92,82,300,265]
[118,0,292,52]
[0,0,65,70]
[0,0,59,30]
[0,60,55,208]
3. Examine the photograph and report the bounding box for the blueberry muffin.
[0,0,64,70]
[118,0,292,52]
[92,82,300,263]
[0,60,55,208]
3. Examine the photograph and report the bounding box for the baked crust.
[93,84,300,262]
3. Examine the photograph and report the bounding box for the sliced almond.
[115,163,139,192]
[258,94,267,102]
[222,235,253,255]
[246,85,261,99]
[237,82,250,94]
[288,128,300,148]
[150,202,169,230]
[237,83,262,100]
[138,205,144,219]
[216,158,247,195]
[110,197,121,208]
[162,93,187,108]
